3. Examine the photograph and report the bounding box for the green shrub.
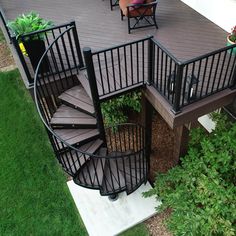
[7,11,54,41]
[144,113,236,236]
[101,91,141,127]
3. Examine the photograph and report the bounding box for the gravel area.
[146,209,173,236]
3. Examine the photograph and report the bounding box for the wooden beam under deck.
[143,85,236,129]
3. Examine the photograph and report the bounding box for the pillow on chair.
[131,0,145,3]
[130,0,145,10]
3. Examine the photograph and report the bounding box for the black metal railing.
[150,39,236,112]
[34,27,147,196]
[84,36,236,113]
[8,20,84,85]
[34,26,83,123]
[84,36,152,100]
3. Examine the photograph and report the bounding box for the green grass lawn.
[0,69,149,236]
[0,70,87,235]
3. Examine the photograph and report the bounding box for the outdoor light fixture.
[185,74,198,101]
[168,72,176,94]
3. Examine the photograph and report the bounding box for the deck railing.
[150,39,236,112]
[4,19,84,85]
[84,36,236,113]
[84,36,152,100]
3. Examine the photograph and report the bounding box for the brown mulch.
[146,209,173,236]
[128,110,176,236]
[149,112,176,181]
[0,41,15,70]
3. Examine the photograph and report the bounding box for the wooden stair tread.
[54,128,99,146]
[76,73,92,100]
[59,85,94,115]
[119,153,146,193]
[61,139,103,175]
[50,104,96,126]
[100,152,126,195]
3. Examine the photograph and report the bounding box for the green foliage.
[144,113,236,236]
[101,91,141,127]
[229,26,236,43]
[7,11,54,41]
[120,223,149,236]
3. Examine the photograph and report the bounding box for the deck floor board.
[1,0,228,61]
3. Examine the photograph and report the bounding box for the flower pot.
[226,35,236,55]
[23,39,50,73]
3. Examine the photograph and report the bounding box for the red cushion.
[131,0,144,3]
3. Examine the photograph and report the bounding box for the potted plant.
[7,11,54,71]
[227,25,236,54]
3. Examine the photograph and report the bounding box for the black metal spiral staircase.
[34,25,148,197]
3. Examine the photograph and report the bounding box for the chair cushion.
[131,0,144,3]
[119,0,153,17]
[128,7,152,17]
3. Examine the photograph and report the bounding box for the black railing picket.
[211,53,221,93]
[97,53,105,95]
[71,21,84,68]
[228,54,236,87]
[136,42,139,83]
[173,64,184,113]
[148,39,154,85]
[117,48,122,88]
[130,44,134,85]
[124,46,128,87]
[83,47,106,142]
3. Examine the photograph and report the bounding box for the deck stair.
[44,81,148,196]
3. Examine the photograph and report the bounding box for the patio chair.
[110,0,119,10]
[119,0,158,33]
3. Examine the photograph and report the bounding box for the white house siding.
[181,0,236,32]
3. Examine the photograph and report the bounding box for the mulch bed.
[0,42,15,70]
[128,110,176,236]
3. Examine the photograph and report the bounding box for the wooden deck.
[1,0,228,61]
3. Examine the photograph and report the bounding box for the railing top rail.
[16,21,75,39]
[151,37,182,65]
[182,43,236,65]
[92,35,153,55]
[33,28,144,159]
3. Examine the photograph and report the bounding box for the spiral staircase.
[34,25,148,197]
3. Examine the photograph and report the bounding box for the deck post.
[141,93,153,180]
[147,38,154,85]
[71,21,84,69]
[83,47,106,142]
[172,63,184,113]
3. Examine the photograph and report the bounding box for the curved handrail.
[34,26,145,160]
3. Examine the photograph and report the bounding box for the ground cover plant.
[144,113,236,236]
[101,91,141,127]
[0,70,87,235]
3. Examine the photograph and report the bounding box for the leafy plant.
[144,113,236,236]
[7,11,54,42]
[229,26,236,43]
[101,91,141,127]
